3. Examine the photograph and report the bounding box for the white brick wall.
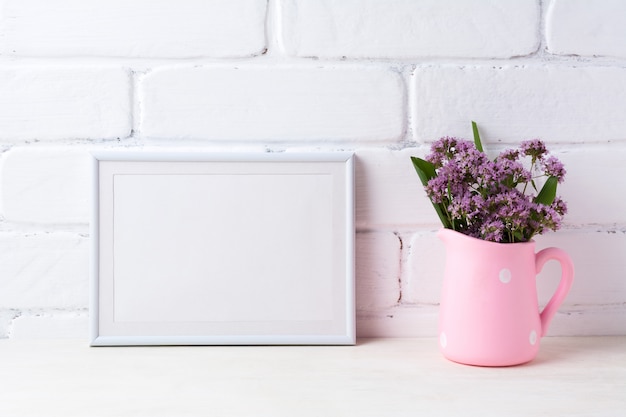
[1,0,625,339]
[0,232,89,309]
[1,147,92,223]
[546,0,626,58]
[282,0,539,59]
[405,230,626,309]
[139,65,405,142]
[0,67,131,140]
[354,148,436,228]
[557,147,626,225]
[413,65,626,143]
[0,0,267,58]
[355,232,401,311]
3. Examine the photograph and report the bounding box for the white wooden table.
[0,337,624,416]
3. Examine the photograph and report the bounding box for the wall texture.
[1,0,625,339]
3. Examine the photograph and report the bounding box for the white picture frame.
[90,151,355,346]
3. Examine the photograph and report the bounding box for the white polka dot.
[529,330,537,345]
[499,268,512,284]
[440,332,447,348]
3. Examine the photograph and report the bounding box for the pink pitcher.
[437,228,574,366]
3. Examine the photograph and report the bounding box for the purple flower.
[494,157,532,185]
[416,135,567,243]
[552,197,567,216]
[426,137,459,167]
[499,148,520,161]
[480,219,505,242]
[543,156,566,182]
[520,139,548,160]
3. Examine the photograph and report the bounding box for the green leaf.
[410,156,451,229]
[534,176,558,206]
[410,156,436,187]
[530,178,538,192]
[472,121,484,153]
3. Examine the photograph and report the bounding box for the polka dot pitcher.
[437,228,574,366]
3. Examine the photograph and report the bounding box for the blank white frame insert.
[90,152,355,346]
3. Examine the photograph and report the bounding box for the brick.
[355,232,401,311]
[282,0,539,59]
[546,306,626,336]
[547,0,626,58]
[355,148,439,229]
[405,229,626,308]
[358,304,626,337]
[357,305,438,338]
[0,67,131,141]
[0,0,266,58]
[369,145,624,227]
[535,230,626,307]
[0,147,92,224]
[0,232,89,309]
[0,310,16,338]
[557,146,626,225]
[405,231,445,305]
[139,66,405,142]
[9,312,88,339]
[405,145,626,226]
[413,65,626,143]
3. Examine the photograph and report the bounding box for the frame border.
[90,151,355,346]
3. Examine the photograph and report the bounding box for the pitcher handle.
[535,248,575,337]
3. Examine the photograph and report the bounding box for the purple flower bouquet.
[411,122,567,243]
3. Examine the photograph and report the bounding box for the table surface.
[0,337,624,417]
